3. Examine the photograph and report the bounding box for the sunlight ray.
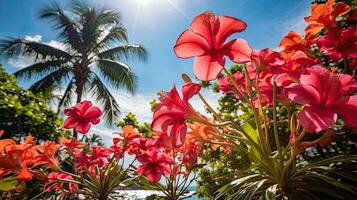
[167,0,190,20]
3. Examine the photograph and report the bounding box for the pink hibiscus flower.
[251,48,285,72]
[64,100,102,134]
[137,148,173,183]
[151,83,201,147]
[285,65,357,132]
[174,11,252,81]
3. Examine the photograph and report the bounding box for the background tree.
[0,1,147,137]
[0,65,63,142]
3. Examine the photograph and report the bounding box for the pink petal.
[190,12,216,46]
[338,73,357,94]
[215,16,246,46]
[174,30,208,58]
[75,101,93,115]
[63,117,79,129]
[284,83,320,105]
[298,106,337,132]
[193,54,225,81]
[137,165,150,175]
[181,83,201,102]
[147,171,161,183]
[222,38,252,63]
[84,106,102,119]
[333,96,357,129]
[75,122,91,134]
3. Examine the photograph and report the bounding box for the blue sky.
[0,0,311,142]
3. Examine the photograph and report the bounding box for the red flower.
[137,148,173,183]
[317,27,357,62]
[45,172,78,193]
[275,51,317,87]
[59,136,85,155]
[151,83,201,147]
[285,66,357,132]
[64,101,102,134]
[251,48,285,72]
[174,11,252,81]
[218,71,245,96]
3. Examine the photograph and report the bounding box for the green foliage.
[0,65,63,142]
[116,112,152,135]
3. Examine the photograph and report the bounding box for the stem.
[254,70,271,153]
[197,93,224,122]
[273,80,283,168]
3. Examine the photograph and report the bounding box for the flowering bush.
[1,0,357,199]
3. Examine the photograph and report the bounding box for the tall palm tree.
[0,2,147,137]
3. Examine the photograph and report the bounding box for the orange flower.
[0,137,36,181]
[186,121,231,153]
[305,0,350,37]
[279,31,313,59]
[59,136,85,155]
[34,141,59,170]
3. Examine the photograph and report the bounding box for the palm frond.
[39,2,82,51]
[89,72,120,126]
[96,59,137,93]
[30,67,72,94]
[94,24,128,52]
[97,45,148,62]
[0,37,73,62]
[13,59,69,80]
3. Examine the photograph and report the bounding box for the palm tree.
[0,2,147,137]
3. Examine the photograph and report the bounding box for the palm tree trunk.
[73,82,83,139]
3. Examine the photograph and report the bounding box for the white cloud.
[24,35,42,42]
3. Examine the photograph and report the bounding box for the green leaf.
[0,176,19,191]
[242,122,260,160]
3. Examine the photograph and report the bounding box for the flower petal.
[215,16,246,46]
[222,38,252,63]
[174,30,208,58]
[284,83,320,105]
[181,83,201,102]
[298,105,337,132]
[333,96,357,129]
[63,117,79,129]
[193,54,225,81]
[75,122,91,134]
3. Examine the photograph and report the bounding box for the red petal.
[84,106,102,119]
[181,83,201,102]
[75,101,92,115]
[298,106,337,132]
[222,39,252,63]
[18,167,33,181]
[75,122,91,134]
[285,83,320,105]
[333,96,357,129]
[174,30,208,58]
[193,54,225,81]
[147,171,161,183]
[216,16,246,46]
[63,117,79,129]
[331,2,351,18]
[190,12,216,46]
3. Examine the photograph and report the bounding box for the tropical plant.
[0,1,147,137]
[0,65,64,142]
